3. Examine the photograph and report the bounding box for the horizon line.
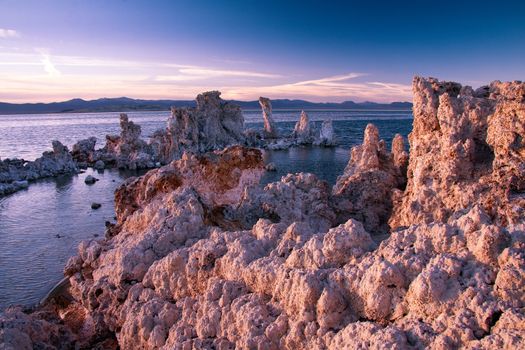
[0,95,413,105]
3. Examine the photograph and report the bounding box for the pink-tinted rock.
[390,76,525,228]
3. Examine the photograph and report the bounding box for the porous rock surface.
[1,77,525,350]
[0,140,78,196]
[390,76,525,228]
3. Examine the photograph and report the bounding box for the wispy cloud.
[0,28,19,38]
[221,73,412,102]
[35,50,61,77]
[0,49,411,103]
[178,68,281,79]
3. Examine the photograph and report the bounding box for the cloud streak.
[0,29,19,38]
[40,54,61,77]
[221,74,412,102]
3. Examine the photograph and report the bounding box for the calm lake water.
[0,110,413,310]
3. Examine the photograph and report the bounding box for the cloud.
[221,73,412,102]
[39,53,61,77]
[178,68,281,79]
[0,28,19,38]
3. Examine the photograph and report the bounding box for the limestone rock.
[91,202,102,210]
[93,160,105,170]
[3,78,525,350]
[101,114,155,170]
[259,97,279,138]
[114,145,264,224]
[84,175,98,185]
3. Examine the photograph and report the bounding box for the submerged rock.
[91,202,101,210]
[265,162,277,171]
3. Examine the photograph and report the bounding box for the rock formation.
[151,91,245,163]
[102,114,156,169]
[332,124,407,233]
[390,76,525,229]
[292,110,313,144]
[2,77,525,349]
[71,114,156,170]
[315,119,337,146]
[259,97,279,138]
[0,141,78,196]
[71,136,97,165]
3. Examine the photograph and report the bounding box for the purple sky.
[1,0,524,103]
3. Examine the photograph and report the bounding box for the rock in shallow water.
[84,175,98,185]
[91,202,102,210]
[0,141,78,196]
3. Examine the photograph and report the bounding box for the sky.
[0,0,524,103]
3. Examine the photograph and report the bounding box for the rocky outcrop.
[71,137,97,164]
[0,141,78,196]
[152,91,246,163]
[101,114,156,169]
[332,124,407,233]
[70,114,156,170]
[259,97,279,138]
[390,76,525,229]
[114,146,264,223]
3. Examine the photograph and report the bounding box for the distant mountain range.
[0,97,412,115]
